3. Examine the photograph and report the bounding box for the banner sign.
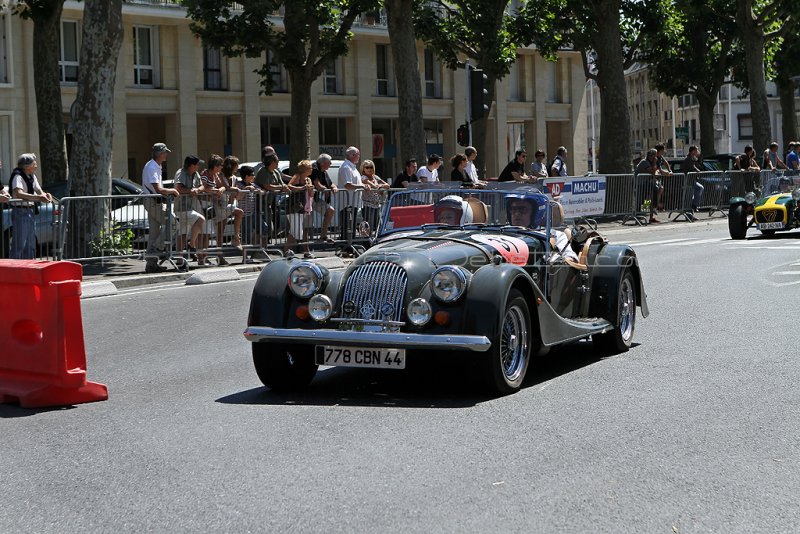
[543,176,607,218]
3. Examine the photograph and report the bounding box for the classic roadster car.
[244,187,649,395]
[729,176,800,239]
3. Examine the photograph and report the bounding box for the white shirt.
[464,161,479,184]
[417,166,439,182]
[340,159,363,209]
[141,159,163,195]
[11,172,43,206]
[552,156,568,177]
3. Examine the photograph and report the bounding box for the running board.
[535,299,614,346]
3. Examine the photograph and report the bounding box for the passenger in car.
[506,194,577,263]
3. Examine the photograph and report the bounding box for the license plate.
[758,222,784,230]
[316,346,406,369]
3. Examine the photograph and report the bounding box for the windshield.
[378,187,563,235]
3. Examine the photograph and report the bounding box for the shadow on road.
[0,404,74,419]
[217,339,618,409]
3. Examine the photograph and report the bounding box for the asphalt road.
[3,217,800,533]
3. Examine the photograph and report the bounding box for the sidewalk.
[78,209,728,293]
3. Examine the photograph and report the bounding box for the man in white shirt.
[464,147,479,183]
[339,146,363,241]
[8,153,52,259]
[142,142,180,273]
[417,154,442,182]
[551,146,568,177]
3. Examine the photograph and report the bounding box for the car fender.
[588,244,649,322]
[461,263,538,342]
[247,258,334,327]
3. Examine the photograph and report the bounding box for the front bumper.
[243,327,492,352]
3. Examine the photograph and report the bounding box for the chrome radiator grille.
[341,262,407,322]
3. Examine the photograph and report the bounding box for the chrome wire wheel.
[501,304,529,383]
[618,275,635,344]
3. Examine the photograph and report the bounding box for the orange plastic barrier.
[0,260,108,408]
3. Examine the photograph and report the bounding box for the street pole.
[727,83,732,153]
[672,96,677,157]
[589,79,596,173]
[465,62,472,147]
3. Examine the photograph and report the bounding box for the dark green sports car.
[244,186,649,395]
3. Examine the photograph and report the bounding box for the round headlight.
[745,192,757,205]
[308,294,333,322]
[288,262,324,298]
[407,298,432,326]
[792,189,800,201]
[431,266,468,303]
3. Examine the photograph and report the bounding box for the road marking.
[663,238,726,246]
[773,271,800,275]
[626,238,695,247]
[726,245,800,250]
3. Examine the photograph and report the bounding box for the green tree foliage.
[732,0,795,155]
[522,0,668,173]
[182,0,380,166]
[12,0,69,185]
[414,0,529,177]
[638,0,737,156]
[772,26,800,149]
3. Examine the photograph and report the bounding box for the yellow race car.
[729,181,800,239]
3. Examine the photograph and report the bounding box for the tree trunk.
[592,0,632,174]
[736,0,770,155]
[67,0,123,256]
[385,0,426,168]
[777,76,796,152]
[696,92,717,156]
[32,1,68,186]
[287,70,313,169]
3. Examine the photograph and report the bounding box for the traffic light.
[457,124,470,147]
[470,68,489,121]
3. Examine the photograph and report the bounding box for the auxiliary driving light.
[745,192,757,205]
[308,294,333,322]
[407,298,432,326]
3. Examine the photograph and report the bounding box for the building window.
[133,25,158,87]
[376,44,394,96]
[323,58,342,95]
[59,20,79,84]
[319,117,347,145]
[260,116,291,146]
[738,114,753,140]
[423,49,441,98]
[203,46,226,90]
[267,51,288,93]
[546,61,561,103]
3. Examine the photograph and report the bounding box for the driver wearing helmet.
[506,192,577,263]
[434,195,473,225]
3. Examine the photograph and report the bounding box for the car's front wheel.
[482,289,531,395]
[252,343,318,391]
[593,269,636,354]
[729,204,747,240]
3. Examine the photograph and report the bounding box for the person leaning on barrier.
[174,155,208,265]
[785,142,799,174]
[311,154,338,243]
[8,153,52,259]
[142,142,179,273]
[681,145,705,213]
[498,150,530,182]
[392,158,419,188]
[763,142,788,170]
[235,165,264,248]
[360,159,389,235]
[735,145,761,172]
[340,146,364,241]
[635,148,662,224]
[258,153,291,243]
[200,154,230,265]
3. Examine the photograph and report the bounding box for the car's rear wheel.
[593,269,636,354]
[252,342,318,391]
[729,204,747,240]
[482,289,531,395]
